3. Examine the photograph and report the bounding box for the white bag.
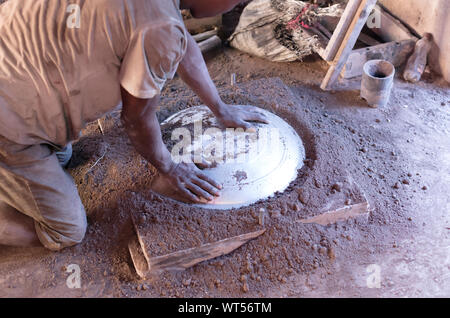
[229,0,343,62]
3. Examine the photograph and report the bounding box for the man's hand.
[214,104,269,130]
[160,162,222,203]
[177,33,269,131]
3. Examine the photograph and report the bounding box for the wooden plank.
[321,0,362,61]
[320,0,378,90]
[342,39,416,78]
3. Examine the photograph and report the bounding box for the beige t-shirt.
[0,0,187,147]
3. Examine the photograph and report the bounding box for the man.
[0,0,265,250]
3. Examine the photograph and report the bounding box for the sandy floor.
[0,48,449,298]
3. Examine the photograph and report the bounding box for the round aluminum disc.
[156,105,305,210]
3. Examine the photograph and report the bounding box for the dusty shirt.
[0,0,187,147]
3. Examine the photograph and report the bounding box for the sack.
[229,0,343,62]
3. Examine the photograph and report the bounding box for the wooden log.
[198,35,222,53]
[129,229,266,277]
[320,0,378,90]
[342,39,416,79]
[193,29,218,43]
[321,0,362,61]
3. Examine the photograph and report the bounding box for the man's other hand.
[215,105,269,130]
[160,162,222,203]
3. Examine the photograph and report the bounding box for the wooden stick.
[321,0,362,61]
[97,119,104,135]
[320,0,378,90]
[84,147,108,175]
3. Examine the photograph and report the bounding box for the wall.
[380,0,450,82]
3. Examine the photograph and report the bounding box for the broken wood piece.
[370,5,418,43]
[193,29,218,43]
[129,229,266,277]
[148,229,265,273]
[128,236,150,279]
[320,0,378,90]
[297,201,370,226]
[198,35,222,54]
[342,39,416,79]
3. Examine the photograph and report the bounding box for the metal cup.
[361,60,395,108]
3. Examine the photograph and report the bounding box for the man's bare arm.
[120,87,221,203]
[176,33,268,129]
[176,32,223,117]
[120,90,173,174]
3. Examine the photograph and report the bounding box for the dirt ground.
[0,46,449,298]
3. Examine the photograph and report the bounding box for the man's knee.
[35,206,87,251]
